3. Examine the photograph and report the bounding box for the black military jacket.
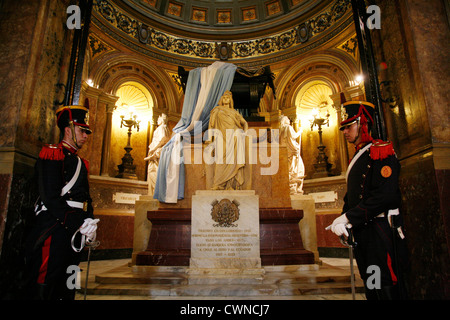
[343,140,402,229]
[33,141,94,243]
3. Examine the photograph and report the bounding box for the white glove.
[329,214,350,237]
[80,218,99,241]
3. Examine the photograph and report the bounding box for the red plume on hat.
[339,100,375,145]
[339,97,395,159]
[358,105,373,144]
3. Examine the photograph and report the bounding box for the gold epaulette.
[370,139,395,160]
[39,144,65,161]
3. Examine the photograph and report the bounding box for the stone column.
[100,94,118,176]
[345,83,366,101]
[329,92,349,174]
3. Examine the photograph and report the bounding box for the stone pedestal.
[259,208,314,265]
[135,208,191,266]
[291,194,319,263]
[134,204,315,267]
[131,195,158,265]
[187,190,264,284]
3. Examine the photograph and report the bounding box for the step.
[80,280,365,297]
[79,262,364,297]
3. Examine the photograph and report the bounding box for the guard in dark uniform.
[329,101,409,300]
[24,103,98,300]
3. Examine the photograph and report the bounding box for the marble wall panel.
[401,0,450,144]
[0,174,12,251]
[315,213,345,248]
[0,1,40,149]
[94,212,134,250]
[371,0,450,299]
[399,153,449,299]
[0,0,73,299]
[0,172,38,299]
[16,0,72,154]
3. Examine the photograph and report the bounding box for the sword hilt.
[339,226,357,248]
[85,238,100,249]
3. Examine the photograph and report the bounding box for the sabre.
[325,223,357,300]
[83,239,100,300]
[340,228,357,301]
[71,221,100,300]
[349,242,356,300]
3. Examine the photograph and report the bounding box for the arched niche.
[109,81,154,181]
[294,80,341,178]
[272,52,359,179]
[89,55,180,116]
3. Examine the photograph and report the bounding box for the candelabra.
[116,110,140,179]
[310,105,332,178]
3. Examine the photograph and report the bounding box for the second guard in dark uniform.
[328,101,408,300]
[24,104,99,300]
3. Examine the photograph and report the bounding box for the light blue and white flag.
[153,61,237,203]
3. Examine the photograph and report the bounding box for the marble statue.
[144,113,170,195]
[206,90,249,190]
[280,115,305,194]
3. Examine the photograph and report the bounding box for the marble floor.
[76,258,366,300]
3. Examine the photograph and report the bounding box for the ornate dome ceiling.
[92,0,354,65]
[116,0,333,39]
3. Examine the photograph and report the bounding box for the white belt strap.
[61,156,81,196]
[35,157,83,216]
[66,200,85,210]
[346,143,372,182]
[35,203,47,216]
[388,208,400,217]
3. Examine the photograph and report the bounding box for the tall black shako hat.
[56,99,92,134]
[339,99,375,145]
[339,100,375,131]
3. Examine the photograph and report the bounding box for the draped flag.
[153,61,237,203]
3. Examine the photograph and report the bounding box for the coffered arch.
[275,51,358,111]
[88,55,181,115]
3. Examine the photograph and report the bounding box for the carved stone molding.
[93,0,352,64]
